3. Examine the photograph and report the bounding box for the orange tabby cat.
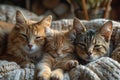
[35,27,78,80]
[0,10,52,68]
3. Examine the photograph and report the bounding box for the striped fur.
[74,18,113,64]
[52,19,120,64]
[0,10,52,68]
[36,28,78,80]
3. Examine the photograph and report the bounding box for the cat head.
[44,27,75,58]
[9,10,52,54]
[74,18,113,62]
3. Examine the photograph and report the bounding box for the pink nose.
[28,44,33,49]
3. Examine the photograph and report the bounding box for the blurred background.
[0,0,119,23]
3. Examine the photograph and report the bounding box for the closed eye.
[20,33,28,39]
[62,49,71,53]
[35,36,43,40]
[36,36,40,40]
[94,45,102,49]
[77,43,86,49]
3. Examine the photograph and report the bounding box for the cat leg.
[50,68,64,80]
[36,63,51,80]
[111,46,120,63]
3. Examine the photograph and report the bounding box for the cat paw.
[37,71,50,80]
[21,62,35,69]
[66,60,79,70]
[50,70,63,80]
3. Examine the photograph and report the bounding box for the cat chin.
[27,50,36,54]
[84,57,100,62]
[84,59,95,62]
[22,47,39,54]
[87,55,102,62]
[82,57,99,62]
[22,45,39,54]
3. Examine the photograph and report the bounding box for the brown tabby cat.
[35,27,78,80]
[0,10,52,68]
[73,18,113,64]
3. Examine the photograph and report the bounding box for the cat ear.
[45,27,53,37]
[37,15,52,27]
[73,18,86,34]
[66,30,76,43]
[99,21,113,42]
[16,10,27,24]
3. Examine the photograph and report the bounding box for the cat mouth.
[28,49,37,53]
[24,48,36,54]
[28,49,33,52]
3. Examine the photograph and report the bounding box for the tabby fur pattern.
[35,27,78,80]
[73,18,113,64]
[0,10,52,68]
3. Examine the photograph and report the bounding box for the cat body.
[0,10,52,68]
[0,21,14,54]
[110,27,120,63]
[36,28,78,80]
[73,18,113,64]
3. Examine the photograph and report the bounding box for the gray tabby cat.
[73,18,113,64]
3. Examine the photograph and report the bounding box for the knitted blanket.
[0,57,120,80]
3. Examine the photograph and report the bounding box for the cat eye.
[63,49,69,51]
[20,33,28,39]
[35,36,43,40]
[36,36,40,39]
[77,43,86,49]
[62,49,71,53]
[94,45,102,49]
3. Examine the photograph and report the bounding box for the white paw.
[67,60,79,70]
[50,70,64,80]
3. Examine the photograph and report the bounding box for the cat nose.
[57,52,61,56]
[28,44,33,49]
[87,51,92,56]
[57,53,60,55]
[87,48,92,56]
